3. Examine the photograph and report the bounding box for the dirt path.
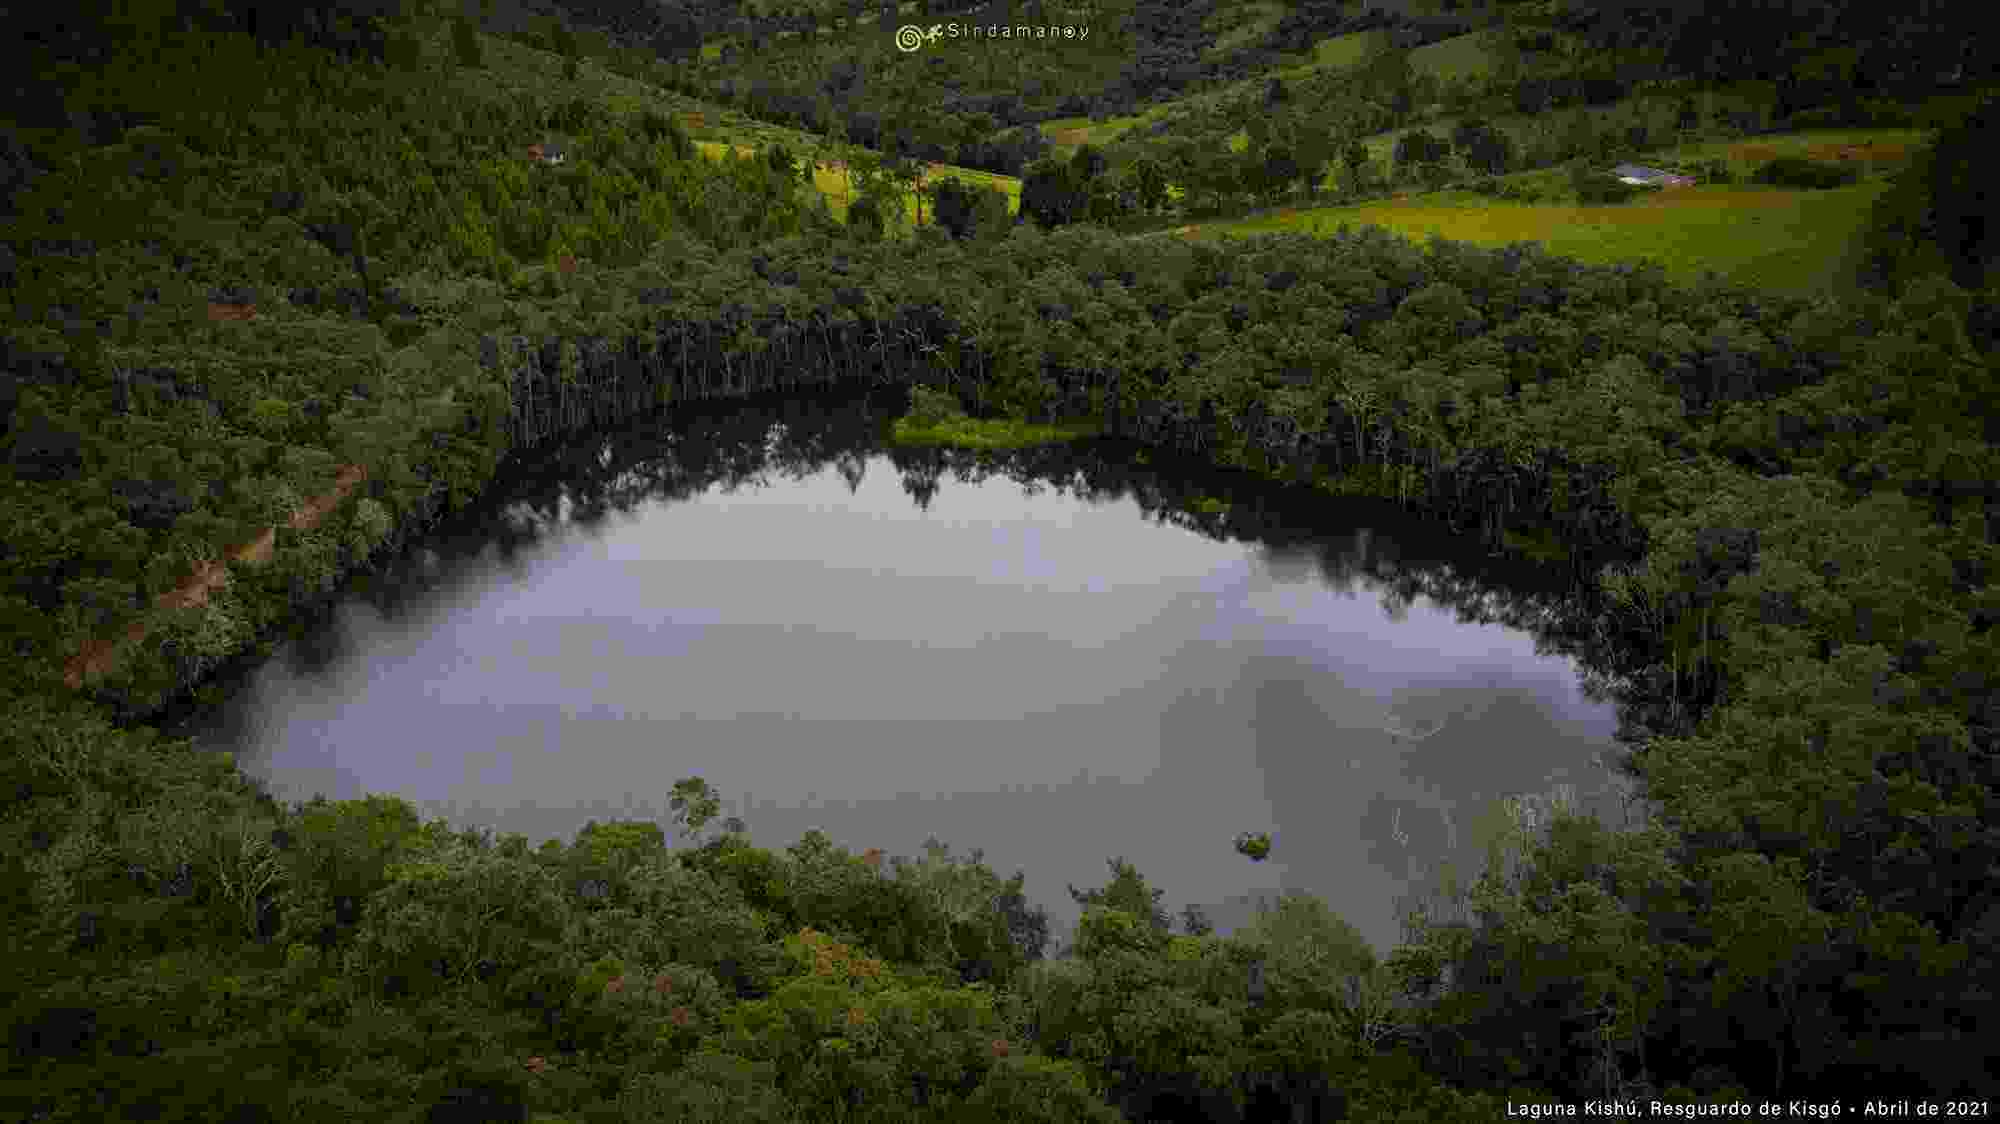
[63,464,371,689]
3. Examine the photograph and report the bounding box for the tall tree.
[1018,157,1084,228]
[1924,93,2000,290]
[1124,155,1169,214]
[1069,142,1107,183]
[1262,143,1302,204]
[1069,856,1172,933]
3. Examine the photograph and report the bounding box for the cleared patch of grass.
[1041,112,1152,159]
[1647,128,1932,180]
[1266,27,1389,83]
[1315,28,1388,71]
[1189,181,1893,299]
[694,141,1021,232]
[889,415,1100,450]
[695,139,758,161]
[1224,116,1461,187]
[1204,2,1288,60]
[1409,30,1503,84]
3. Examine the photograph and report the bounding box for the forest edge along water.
[162,386,1636,961]
[64,463,371,690]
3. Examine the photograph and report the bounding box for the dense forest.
[4,0,1999,1120]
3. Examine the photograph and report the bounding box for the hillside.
[4,1,2000,1122]
[1167,128,1932,299]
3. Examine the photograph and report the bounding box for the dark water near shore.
[164,389,1641,956]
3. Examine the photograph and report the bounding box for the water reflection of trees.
[331,387,1671,770]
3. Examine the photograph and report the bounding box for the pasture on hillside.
[1408,28,1507,84]
[696,140,1022,234]
[1204,1,1289,59]
[1651,128,1932,181]
[1040,113,1153,159]
[1180,180,1896,299]
[478,32,717,124]
[1267,27,1391,83]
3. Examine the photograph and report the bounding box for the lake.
[165,388,1641,957]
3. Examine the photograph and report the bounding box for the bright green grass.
[1041,113,1154,161]
[889,415,1101,450]
[1318,28,1388,69]
[695,140,1021,233]
[1186,181,1893,299]
[1204,1,1289,60]
[1228,114,1462,186]
[1230,21,1386,82]
[1408,29,1505,84]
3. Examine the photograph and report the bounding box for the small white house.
[1610,163,1693,187]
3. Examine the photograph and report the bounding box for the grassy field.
[1647,128,1932,180]
[1225,111,1466,176]
[1183,179,1894,298]
[1408,29,1507,84]
[1040,111,1158,160]
[1282,27,1390,79]
[525,21,1923,283]
[695,140,1022,235]
[1204,1,1289,60]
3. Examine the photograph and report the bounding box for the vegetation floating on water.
[1234,832,1274,862]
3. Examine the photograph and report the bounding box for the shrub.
[636,109,672,143]
[931,178,988,240]
[905,384,967,426]
[1857,99,1916,127]
[553,96,600,134]
[345,496,392,556]
[846,194,886,242]
[1569,164,1655,204]
[973,183,1013,239]
[641,112,695,161]
[1784,106,1848,130]
[1750,155,1862,190]
[1692,158,1735,185]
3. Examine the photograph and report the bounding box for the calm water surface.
[171,391,1637,955]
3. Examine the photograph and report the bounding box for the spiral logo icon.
[894,24,926,51]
